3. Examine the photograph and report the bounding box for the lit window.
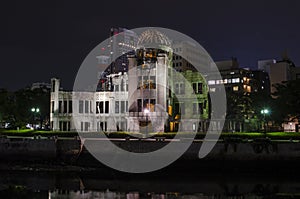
[232,78,240,83]
[233,86,239,91]
[209,87,216,92]
[208,80,215,85]
[247,86,251,92]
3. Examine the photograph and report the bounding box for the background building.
[96,28,138,92]
[31,82,52,91]
[258,53,300,94]
[208,58,269,95]
[172,40,211,72]
[207,58,271,132]
[108,27,138,74]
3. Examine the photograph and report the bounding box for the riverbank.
[2,136,300,171]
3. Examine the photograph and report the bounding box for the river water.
[1,163,300,199]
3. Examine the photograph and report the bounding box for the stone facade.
[50,29,209,133]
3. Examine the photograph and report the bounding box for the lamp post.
[31,107,40,130]
[260,108,269,136]
[144,108,149,138]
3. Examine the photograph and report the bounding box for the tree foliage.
[226,92,254,120]
[0,87,50,128]
[272,79,300,123]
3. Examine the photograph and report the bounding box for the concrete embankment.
[80,138,300,161]
[0,137,57,160]
[206,139,300,161]
[1,136,300,163]
[0,136,81,161]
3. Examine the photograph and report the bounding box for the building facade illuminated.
[208,58,269,95]
[50,29,209,133]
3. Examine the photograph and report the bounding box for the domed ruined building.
[50,28,209,133]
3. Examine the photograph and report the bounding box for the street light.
[260,109,269,115]
[144,108,149,138]
[260,108,269,136]
[31,108,40,113]
[31,107,40,129]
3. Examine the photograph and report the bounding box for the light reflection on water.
[0,169,299,199]
[2,189,268,199]
[48,190,244,199]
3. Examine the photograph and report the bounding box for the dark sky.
[1,0,300,90]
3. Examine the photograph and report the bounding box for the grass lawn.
[0,129,78,137]
[0,129,299,140]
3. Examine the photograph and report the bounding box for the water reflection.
[49,189,126,199]
[48,190,245,199]
[0,169,300,198]
[2,188,294,199]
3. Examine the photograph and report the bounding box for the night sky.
[1,0,300,90]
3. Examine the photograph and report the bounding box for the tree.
[14,87,50,128]
[272,79,300,123]
[225,88,273,132]
[225,91,256,132]
[0,86,50,129]
[0,89,16,125]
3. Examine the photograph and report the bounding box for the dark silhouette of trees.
[0,87,50,129]
[0,89,16,125]
[272,79,300,124]
[225,88,273,132]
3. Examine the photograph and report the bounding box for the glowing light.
[31,107,40,113]
[261,109,269,114]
